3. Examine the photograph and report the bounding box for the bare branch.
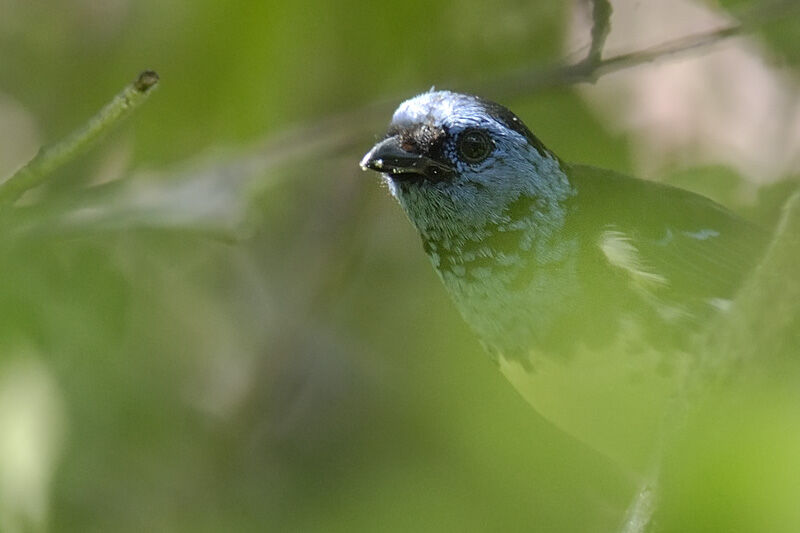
[479,0,798,98]
[484,23,737,97]
[0,70,160,206]
[584,0,613,67]
[700,190,800,379]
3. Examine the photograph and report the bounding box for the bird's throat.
[416,192,581,364]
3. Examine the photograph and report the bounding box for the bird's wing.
[567,164,768,315]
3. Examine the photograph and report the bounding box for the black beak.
[360,135,452,181]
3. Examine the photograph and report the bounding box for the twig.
[485,23,741,98]
[621,479,658,533]
[701,190,800,378]
[584,0,613,67]
[0,70,160,206]
[482,0,799,97]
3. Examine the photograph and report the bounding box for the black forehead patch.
[477,97,551,158]
[386,123,448,162]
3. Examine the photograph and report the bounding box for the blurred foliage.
[0,0,799,532]
[658,382,800,533]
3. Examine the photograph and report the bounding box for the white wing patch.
[682,229,720,240]
[599,230,668,287]
[707,297,733,312]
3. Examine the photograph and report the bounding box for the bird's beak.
[359,135,452,180]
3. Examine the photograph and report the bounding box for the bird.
[360,90,768,470]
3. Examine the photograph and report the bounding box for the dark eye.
[457,129,493,164]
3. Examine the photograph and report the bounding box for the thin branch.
[701,190,800,379]
[569,24,740,84]
[481,0,799,97]
[0,70,160,206]
[584,0,613,66]
[621,480,658,533]
[484,23,741,97]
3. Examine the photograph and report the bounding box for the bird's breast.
[422,224,691,471]
[498,321,689,472]
[423,223,583,364]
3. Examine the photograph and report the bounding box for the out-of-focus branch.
[480,0,798,97]
[0,70,159,206]
[701,190,800,379]
[620,480,657,533]
[553,24,741,85]
[582,0,613,69]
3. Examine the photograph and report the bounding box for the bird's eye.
[457,129,493,164]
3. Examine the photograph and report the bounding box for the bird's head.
[360,90,572,236]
